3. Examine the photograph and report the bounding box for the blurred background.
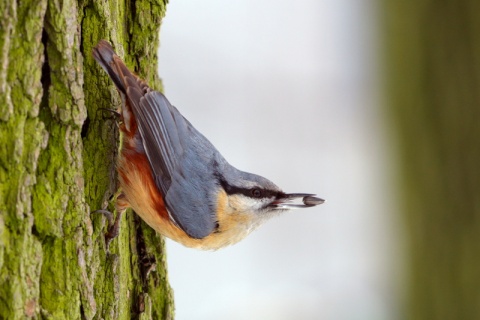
[158,0,479,319]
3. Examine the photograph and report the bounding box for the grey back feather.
[135,91,222,239]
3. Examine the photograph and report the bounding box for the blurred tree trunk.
[384,1,480,319]
[0,0,174,319]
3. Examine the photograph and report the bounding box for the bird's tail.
[93,40,152,136]
[92,40,129,94]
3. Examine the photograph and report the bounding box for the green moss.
[33,124,71,238]
[0,0,47,318]
[141,222,174,318]
[1,0,173,318]
[40,238,80,319]
[127,0,167,91]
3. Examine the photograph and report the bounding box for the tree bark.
[0,0,174,319]
[384,0,480,319]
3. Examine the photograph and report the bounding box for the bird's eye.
[251,188,262,198]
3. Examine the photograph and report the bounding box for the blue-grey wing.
[133,90,184,194]
[133,90,217,239]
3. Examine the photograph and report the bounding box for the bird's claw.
[91,209,123,252]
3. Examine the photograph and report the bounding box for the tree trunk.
[0,0,174,319]
[384,0,480,319]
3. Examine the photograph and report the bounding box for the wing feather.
[126,90,184,195]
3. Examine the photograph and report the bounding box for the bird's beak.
[270,193,325,209]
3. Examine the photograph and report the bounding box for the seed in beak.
[303,196,325,206]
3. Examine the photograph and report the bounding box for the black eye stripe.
[218,177,279,199]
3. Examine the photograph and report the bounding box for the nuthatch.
[93,40,324,250]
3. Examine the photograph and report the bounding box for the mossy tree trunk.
[0,0,174,318]
[384,0,480,319]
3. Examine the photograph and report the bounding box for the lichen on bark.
[0,0,173,319]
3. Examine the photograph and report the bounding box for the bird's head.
[214,169,324,237]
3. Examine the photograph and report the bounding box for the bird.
[92,40,324,250]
